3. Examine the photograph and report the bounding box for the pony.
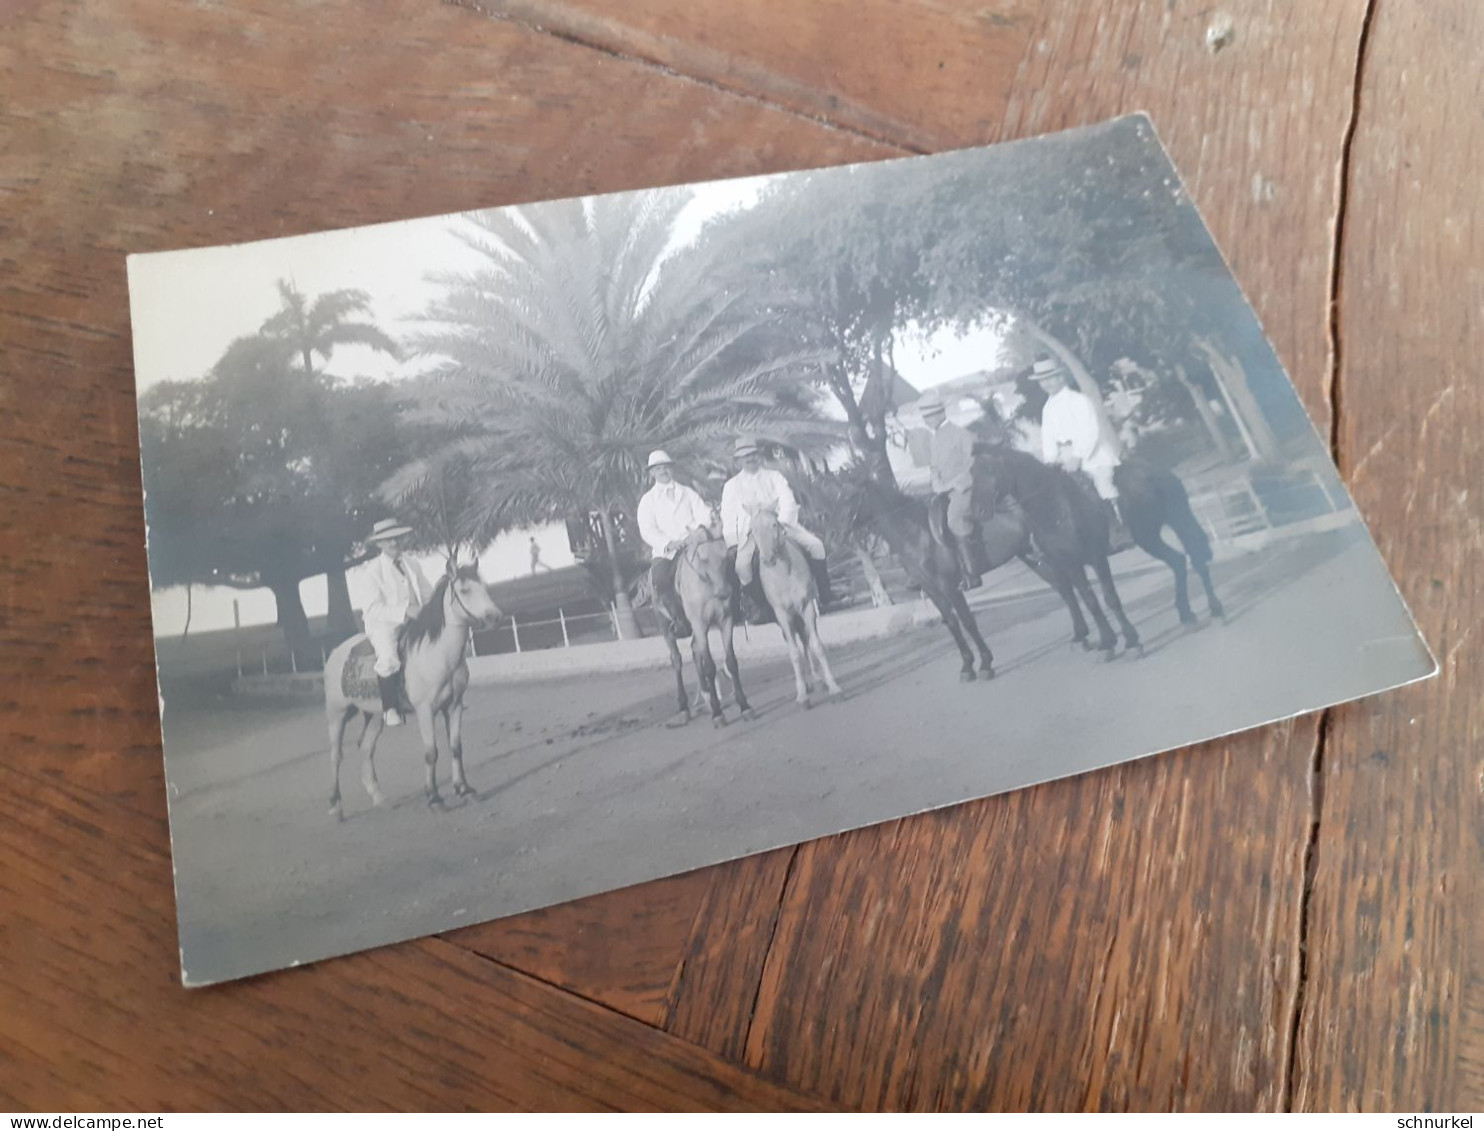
[1112,458,1226,624]
[662,530,754,728]
[323,564,502,818]
[971,447,1141,657]
[749,506,842,706]
[845,474,1000,682]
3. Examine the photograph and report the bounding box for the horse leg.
[1026,554,1089,648]
[664,628,691,727]
[328,705,354,820]
[802,602,843,699]
[359,711,387,808]
[447,699,474,800]
[1192,554,1226,621]
[927,588,977,681]
[1134,526,1195,625]
[949,588,995,679]
[1071,565,1119,656]
[417,705,443,809]
[1091,554,1141,654]
[691,629,726,726]
[779,616,811,707]
[723,620,754,721]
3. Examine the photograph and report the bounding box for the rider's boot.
[954,536,984,591]
[377,675,404,727]
[808,556,833,609]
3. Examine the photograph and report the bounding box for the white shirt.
[636,481,712,560]
[720,467,799,547]
[361,553,431,630]
[1041,387,1120,470]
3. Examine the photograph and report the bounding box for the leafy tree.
[388,191,841,638]
[139,284,405,651]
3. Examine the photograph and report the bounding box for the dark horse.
[1111,458,1226,625]
[847,475,1001,682]
[971,446,1142,657]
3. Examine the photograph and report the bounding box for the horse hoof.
[740,708,757,722]
[427,794,445,810]
[959,670,976,683]
[1079,640,1096,653]
[1179,614,1198,627]
[370,792,387,809]
[1099,649,1117,664]
[330,804,343,822]
[454,783,475,800]
[712,715,728,729]
[1128,644,1146,660]
[666,713,692,729]
[799,698,812,710]
[979,667,996,681]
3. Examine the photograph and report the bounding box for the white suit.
[361,553,431,677]
[637,481,713,560]
[1041,386,1122,500]
[719,468,826,559]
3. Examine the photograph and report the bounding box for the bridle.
[446,572,495,629]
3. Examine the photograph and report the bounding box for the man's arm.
[719,480,743,546]
[636,494,665,556]
[1067,393,1102,464]
[771,471,800,527]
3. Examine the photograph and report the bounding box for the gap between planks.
[1284,0,1381,1112]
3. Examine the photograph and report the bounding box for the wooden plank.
[1294,0,1484,1111]
[0,766,825,1111]
[745,730,1316,1109]
[457,0,1037,150]
[732,0,1375,1110]
[447,868,718,1027]
[663,849,797,1060]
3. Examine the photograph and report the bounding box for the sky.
[130,174,1000,637]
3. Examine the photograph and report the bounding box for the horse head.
[747,504,783,561]
[448,564,502,629]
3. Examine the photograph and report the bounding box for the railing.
[1187,463,1351,546]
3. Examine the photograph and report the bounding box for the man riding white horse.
[1032,356,1128,538]
[918,394,991,590]
[361,517,433,728]
[720,436,831,611]
[636,449,713,639]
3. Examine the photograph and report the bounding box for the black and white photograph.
[128,114,1434,987]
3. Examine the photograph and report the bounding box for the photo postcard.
[127,114,1435,986]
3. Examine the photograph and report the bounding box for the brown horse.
[662,531,754,728]
[323,565,502,817]
[750,507,842,707]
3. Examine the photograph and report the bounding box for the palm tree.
[259,282,401,636]
[389,190,841,638]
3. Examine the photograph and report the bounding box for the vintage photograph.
[128,115,1433,986]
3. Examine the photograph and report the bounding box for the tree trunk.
[180,584,193,640]
[1196,339,1282,463]
[854,544,893,608]
[325,565,358,641]
[598,508,642,640]
[1019,314,1123,459]
[1173,363,1238,463]
[269,576,312,652]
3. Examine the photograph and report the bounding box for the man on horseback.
[362,517,432,728]
[1032,356,1129,541]
[636,449,713,639]
[720,437,832,610]
[918,394,990,590]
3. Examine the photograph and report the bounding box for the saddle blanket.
[340,637,382,702]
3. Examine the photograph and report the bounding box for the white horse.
[324,565,502,818]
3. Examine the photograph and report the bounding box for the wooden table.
[2,0,1479,1112]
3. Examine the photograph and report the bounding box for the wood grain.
[1294,0,1484,1111]
[1,0,1479,1112]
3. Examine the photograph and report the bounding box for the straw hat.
[646,449,675,469]
[733,436,762,458]
[1030,357,1068,382]
[366,518,413,542]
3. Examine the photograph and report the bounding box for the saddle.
[928,490,1032,571]
[340,635,411,709]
